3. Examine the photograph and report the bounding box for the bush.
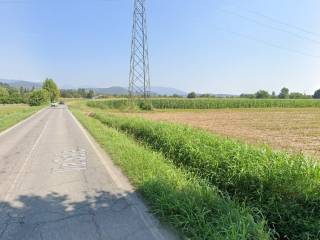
[138,101,153,111]
[92,113,320,240]
[0,85,30,104]
[0,87,9,103]
[0,86,9,97]
[187,92,197,98]
[28,89,50,106]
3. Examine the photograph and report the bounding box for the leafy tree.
[42,78,60,102]
[187,92,197,98]
[289,92,311,99]
[0,86,9,98]
[279,87,289,99]
[240,93,256,99]
[29,89,50,106]
[271,91,276,98]
[255,90,270,99]
[199,94,215,98]
[78,88,86,97]
[313,89,320,99]
[172,94,183,98]
[86,90,95,99]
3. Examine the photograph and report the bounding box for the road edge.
[0,107,47,137]
[67,108,179,240]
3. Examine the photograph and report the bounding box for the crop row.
[91,112,320,240]
[87,98,320,110]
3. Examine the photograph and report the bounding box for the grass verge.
[0,105,43,133]
[92,111,320,240]
[70,106,271,240]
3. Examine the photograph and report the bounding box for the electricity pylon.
[128,0,150,99]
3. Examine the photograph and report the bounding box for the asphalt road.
[0,106,177,240]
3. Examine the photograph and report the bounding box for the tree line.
[0,79,60,106]
[60,89,94,99]
[186,88,320,99]
[240,87,320,99]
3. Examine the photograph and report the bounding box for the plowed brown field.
[130,108,320,158]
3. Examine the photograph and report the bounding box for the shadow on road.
[0,190,151,240]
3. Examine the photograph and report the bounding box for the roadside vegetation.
[0,82,31,104]
[71,98,320,239]
[0,78,61,132]
[0,78,60,106]
[60,88,95,99]
[70,105,271,240]
[0,105,43,132]
[89,111,320,240]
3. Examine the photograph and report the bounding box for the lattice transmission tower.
[128,0,150,99]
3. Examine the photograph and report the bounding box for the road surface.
[0,106,177,240]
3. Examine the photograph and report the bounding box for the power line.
[210,0,320,37]
[195,0,320,60]
[218,8,320,45]
[235,6,320,37]
[212,25,320,60]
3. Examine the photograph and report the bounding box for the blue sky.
[0,0,319,94]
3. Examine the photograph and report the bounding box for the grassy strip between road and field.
[70,107,271,240]
[0,105,43,133]
[87,98,320,110]
[91,111,320,240]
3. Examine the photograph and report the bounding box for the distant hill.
[90,87,128,95]
[151,87,187,96]
[0,79,42,89]
[0,79,236,97]
[88,86,187,96]
[212,94,239,98]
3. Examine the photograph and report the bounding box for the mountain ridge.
[0,79,187,96]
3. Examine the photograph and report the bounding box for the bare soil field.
[131,108,320,158]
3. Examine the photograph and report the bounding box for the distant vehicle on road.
[51,102,58,107]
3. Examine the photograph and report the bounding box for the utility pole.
[128,0,150,99]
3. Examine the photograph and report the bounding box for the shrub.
[138,101,153,111]
[0,86,9,97]
[0,87,9,103]
[187,92,197,98]
[28,89,50,106]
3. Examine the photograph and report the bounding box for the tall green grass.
[0,105,42,132]
[87,98,320,110]
[71,107,271,240]
[92,112,320,240]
